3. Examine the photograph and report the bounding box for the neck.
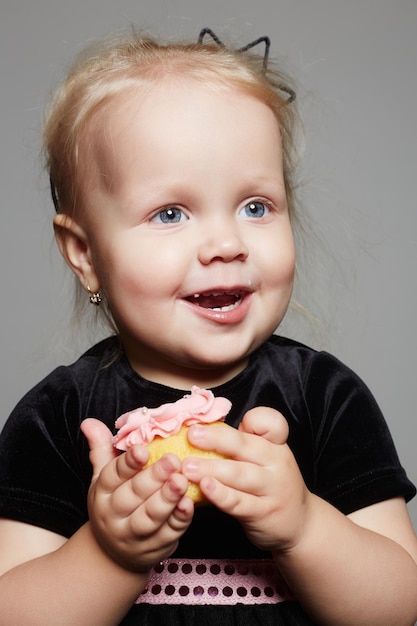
[126,352,249,391]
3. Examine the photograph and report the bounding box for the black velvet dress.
[0,335,414,624]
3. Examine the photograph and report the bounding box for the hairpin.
[198,27,295,103]
[50,175,60,212]
[198,27,270,70]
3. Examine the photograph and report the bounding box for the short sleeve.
[0,368,90,537]
[306,352,416,514]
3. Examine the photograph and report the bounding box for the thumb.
[239,407,289,445]
[81,418,119,480]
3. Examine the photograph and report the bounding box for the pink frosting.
[113,386,232,450]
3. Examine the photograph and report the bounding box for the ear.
[53,213,100,293]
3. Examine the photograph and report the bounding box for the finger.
[160,472,190,508]
[182,456,267,496]
[81,418,119,480]
[187,419,283,464]
[110,454,183,515]
[198,474,260,517]
[186,422,239,456]
[111,444,150,484]
[128,472,191,536]
[128,487,194,567]
[161,487,194,535]
[239,407,289,445]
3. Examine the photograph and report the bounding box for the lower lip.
[183,293,252,325]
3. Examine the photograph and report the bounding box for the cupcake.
[113,386,232,503]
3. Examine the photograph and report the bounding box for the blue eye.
[240,201,269,219]
[152,207,187,224]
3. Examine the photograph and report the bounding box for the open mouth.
[185,291,243,312]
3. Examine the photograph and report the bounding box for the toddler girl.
[0,29,416,625]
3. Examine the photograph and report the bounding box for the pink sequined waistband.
[136,558,293,606]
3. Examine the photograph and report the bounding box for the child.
[0,28,416,626]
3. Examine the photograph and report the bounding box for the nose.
[198,218,249,265]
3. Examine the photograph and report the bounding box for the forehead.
[84,78,283,195]
[92,77,280,144]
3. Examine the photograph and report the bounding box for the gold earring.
[87,286,102,306]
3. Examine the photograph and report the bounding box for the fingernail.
[183,458,200,476]
[188,424,205,443]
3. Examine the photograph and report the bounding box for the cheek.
[281,247,296,286]
[261,233,296,289]
[95,243,184,303]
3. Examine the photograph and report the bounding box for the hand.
[81,418,194,573]
[182,408,312,554]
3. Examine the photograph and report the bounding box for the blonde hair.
[44,30,302,333]
[44,30,300,217]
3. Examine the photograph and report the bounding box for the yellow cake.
[113,387,232,503]
[145,422,228,502]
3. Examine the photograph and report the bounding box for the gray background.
[1,1,416,527]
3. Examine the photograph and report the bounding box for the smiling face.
[59,80,295,388]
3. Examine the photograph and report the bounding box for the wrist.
[272,492,328,561]
[80,522,150,589]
